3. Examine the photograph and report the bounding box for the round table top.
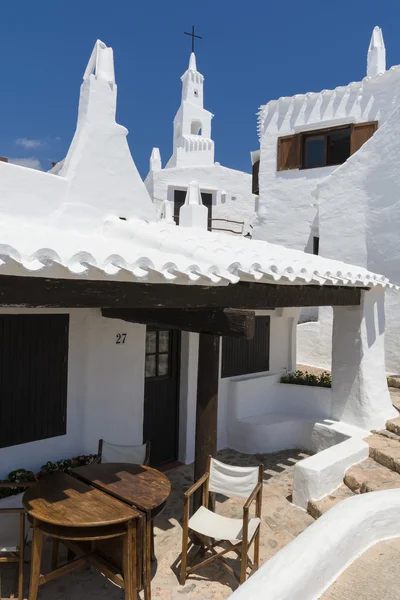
[23,472,140,528]
[72,463,171,514]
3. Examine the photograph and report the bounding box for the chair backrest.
[208,457,260,499]
[98,439,150,465]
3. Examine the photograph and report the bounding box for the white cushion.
[188,506,260,542]
[101,441,147,465]
[0,492,24,552]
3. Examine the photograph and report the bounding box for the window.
[173,189,212,230]
[313,236,320,255]
[190,120,202,135]
[0,314,69,449]
[303,126,351,169]
[145,329,171,378]
[252,159,260,195]
[221,316,270,378]
[277,121,378,171]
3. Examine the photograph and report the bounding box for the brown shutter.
[221,316,270,378]
[277,134,301,171]
[0,314,69,449]
[252,159,260,194]
[350,121,378,155]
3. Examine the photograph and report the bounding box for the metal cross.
[184,25,202,53]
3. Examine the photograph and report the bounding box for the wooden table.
[23,472,142,600]
[72,463,171,599]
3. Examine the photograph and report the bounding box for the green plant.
[0,453,97,500]
[37,454,97,479]
[280,369,332,388]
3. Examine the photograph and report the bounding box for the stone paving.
[321,538,400,600]
[2,448,313,600]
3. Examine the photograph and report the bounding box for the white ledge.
[228,489,400,600]
[294,117,356,134]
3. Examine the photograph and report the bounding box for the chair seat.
[0,544,18,552]
[0,492,24,552]
[188,506,260,542]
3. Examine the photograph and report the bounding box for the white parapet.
[293,436,369,510]
[331,288,397,430]
[228,489,400,600]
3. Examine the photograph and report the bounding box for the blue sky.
[0,1,396,177]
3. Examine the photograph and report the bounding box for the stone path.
[321,538,400,600]
[2,448,313,600]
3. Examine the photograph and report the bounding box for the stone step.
[386,417,400,437]
[388,376,400,390]
[307,485,355,519]
[389,388,400,413]
[372,428,400,442]
[367,434,400,474]
[344,457,400,493]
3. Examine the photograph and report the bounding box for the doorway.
[143,328,181,467]
[173,189,212,230]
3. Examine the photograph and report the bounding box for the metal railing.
[173,215,245,235]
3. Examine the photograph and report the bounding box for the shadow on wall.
[363,288,386,349]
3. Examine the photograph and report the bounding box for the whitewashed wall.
[145,164,256,236]
[0,308,147,479]
[82,316,146,453]
[299,103,400,374]
[297,307,333,370]
[254,69,400,250]
[255,68,400,374]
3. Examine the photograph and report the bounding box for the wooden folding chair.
[0,482,34,600]
[180,456,263,586]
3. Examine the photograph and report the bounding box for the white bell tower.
[165,53,214,168]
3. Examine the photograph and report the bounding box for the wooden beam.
[0,275,363,309]
[194,333,220,511]
[101,308,255,339]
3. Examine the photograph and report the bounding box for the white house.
[145,53,256,236]
[0,38,396,527]
[253,26,400,374]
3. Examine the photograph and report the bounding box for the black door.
[173,189,212,230]
[143,328,181,467]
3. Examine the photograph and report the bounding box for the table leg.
[28,526,43,600]
[143,513,152,600]
[123,520,137,600]
[136,515,144,591]
[51,539,60,570]
[150,522,156,563]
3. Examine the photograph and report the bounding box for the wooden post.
[194,333,220,511]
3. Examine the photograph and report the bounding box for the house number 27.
[116,333,127,344]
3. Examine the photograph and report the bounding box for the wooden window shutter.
[252,159,260,194]
[350,121,378,155]
[0,314,69,449]
[221,316,270,378]
[277,134,301,171]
